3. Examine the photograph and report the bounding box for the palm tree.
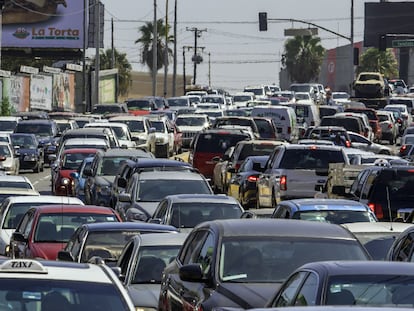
[282,35,325,83]
[357,48,398,78]
[135,19,174,72]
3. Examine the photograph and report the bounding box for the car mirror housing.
[179,264,205,282]
[57,250,75,262]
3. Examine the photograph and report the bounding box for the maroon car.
[9,205,121,260]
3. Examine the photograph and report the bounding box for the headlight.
[61,178,70,185]
[97,185,110,195]
[156,137,166,143]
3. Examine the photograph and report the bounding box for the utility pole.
[186,27,207,85]
[152,0,157,96]
[94,0,101,106]
[350,0,355,94]
[208,52,211,88]
[172,0,177,96]
[183,47,187,94]
[163,0,169,97]
[111,17,115,68]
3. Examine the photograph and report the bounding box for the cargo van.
[250,106,298,142]
[288,102,321,127]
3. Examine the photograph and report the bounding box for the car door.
[271,271,310,307]
[257,147,282,207]
[12,209,35,259]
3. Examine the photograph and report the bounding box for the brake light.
[309,145,318,150]
[345,140,351,148]
[280,175,287,191]
[368,202,383,219]
[400,145,408,153]
[247,175,259,182]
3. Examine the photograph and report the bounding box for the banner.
[30,74,53,111]
[10,75,30,112]
[53,72,75,111]
[2,1,84,48]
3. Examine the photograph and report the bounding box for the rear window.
[238,144,276,160]
[279,148,346,169]
[371,170,414,201]
[321,118,361,133]
[253,119,275,138]
[195,133,249,153]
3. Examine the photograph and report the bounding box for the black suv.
[335,165,414,221]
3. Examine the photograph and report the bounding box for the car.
[52,148,98,196]
[353,72,389,98]
[0,141,20,175]
[257,144,349,208]
[0,116,21,133]
[347,131,392,155]
[10,133,44,173]
[271,198,377,224]
[109,115,157,152]
[213,116,261,139]
[320,115,366,137]
[147,115,176,157]
[14,119,59,165]
[344,107,382,142]
[384,104,412,133]
[58,127,120,151]
[117,170,213,222]
[341,221,414,261]
[387,224,414,262]
[150,194,244,232]
[57,222,178,264]
[268,261,414,307]
[227,155,269,209]
[306,126,352,147]
[84,148,153,206]
[0,195,84,256]
[124,98,157,115]
[84,122,136,149]
[117,233,188,310]
[251,116,279,140]
[0,175,36,192]
[0,258,135,311]
[174,114,210,148]
[158,219,370,311]
[377,110,399,145]
[166,96,192,110]
[10,205,121,260]
[71,156,94,202]
[55,119,79,135]
[92,103,129,115]
[333,164,414,221]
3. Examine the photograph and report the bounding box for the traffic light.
[379,34,387,51]
[259,12,267,31]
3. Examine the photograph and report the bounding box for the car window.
[394,233,414,262]
[154,200,168,221]
[193,233,215,275]
[274,272,308,306]
[294,272,318,306]
[180,230,208,265]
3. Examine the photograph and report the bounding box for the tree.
[282,35,326,83]
[135,19,174,72]
[357,48,398,78]
[95,48,132,96]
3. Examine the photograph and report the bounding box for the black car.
[227,155,268,209]
[10,133,44,173]
[13,119,59,165]
[57,222,178,265]
[158,219,370,311]
[268,261,414,307]
[387,225,414,261]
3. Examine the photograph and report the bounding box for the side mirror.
[212,156,221,163]
[117,178,127,188]
[83,168,93,177]
[149,127,156,134]
[12,232,27,243]
[179,264,205,282]
[70,172,79,179]
[241,211,255,219]
[148,218,162,224]
[48,154,57,162]
[331,185,346,196]
[57,250,75,262]
[118,193,131,203]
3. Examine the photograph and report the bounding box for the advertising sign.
[10,75,30,112]
[30,74,53,111]
[53,72,75,111]
[2,1,84,49]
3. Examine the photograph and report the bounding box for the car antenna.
[386,186,393,231]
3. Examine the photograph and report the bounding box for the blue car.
[71,156,94,202]
[10,133,44,173]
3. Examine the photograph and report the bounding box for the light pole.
[152,0,157,96]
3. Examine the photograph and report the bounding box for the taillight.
[345,140,351,148]
[368,202,383,219]
[280,175,287,191]
[234,163,241,171]
[247,175,259,182]
[400,145,408,153]
[388,123,393,129]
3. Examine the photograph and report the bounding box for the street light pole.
[350,0,355,94]
[152,0,157,96]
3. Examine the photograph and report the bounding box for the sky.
[97,0,385,93]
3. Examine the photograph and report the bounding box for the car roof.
[197,219,358,240]
[0,259,119,283]
[165,194,240,204]
[282,199,369,211]
[0,189,39,195]
[299,260,414,276]
[279,144,344,151]
[80,221,178,232]
[133,158,192,168]
[137,170,206,180]
[16,119,54,124]
[341,221,414,234]
[31,205,117,214]
[62,148,98,154]
[5,195,84,204]
[136,232,188,246]
[98,148,150,157]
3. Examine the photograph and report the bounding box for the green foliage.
[135,19,174,72]
[282,35,326,83]
[91,48,132,96]
[1,56,54,72]
[357,48,399,78]
[1,97,11,116]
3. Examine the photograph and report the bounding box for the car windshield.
[133,245,181,284]
[175,117,206,126]
[148,121,166,133]
[81,230,142,262]
[11,135,36,149]
[169,203,242,228]
[233,95,252,102]
[0,279,130,311]
[293,210,376,224]
[62,153,95,170]
[116,120,145,133]
[0,181,31,189]
[35,213,118,243]
[0,121,17,131]
[219,238,367,283]
[202,97,224,104]
[167,98,188,107]
[126,100,151,110]
[326,275,414,306]
[136,180,211,202]
[372,170,414,201]
[15,124,53,137]
[359,74,381,81]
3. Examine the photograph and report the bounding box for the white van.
[250,106,298,142]
[288,102,321,128]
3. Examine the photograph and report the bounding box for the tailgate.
[284,169,327,198]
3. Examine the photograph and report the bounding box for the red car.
[53,148,98,196]
[9,205,121,260]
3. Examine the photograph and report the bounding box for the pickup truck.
[256,144,349,208]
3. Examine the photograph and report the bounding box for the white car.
[147,115,175,157]
[232,92,255,108]
[84,122,136,149]
[0,142,19,175]
[0,195,84,256]
[0,116,21,133]
[348,131,392,155]
[175,114,210,148]
[0,258,135,311]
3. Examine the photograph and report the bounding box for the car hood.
[218,282,281,308]
[95,175,116,186]
[30,242,67,260]
[133,202,159,218]
[127,284,160,308]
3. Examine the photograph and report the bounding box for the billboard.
[10,75,30,112]
[2,1,85,49]
[365,2,414,47]
[30,74,53,111]
[53,72,75,111]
